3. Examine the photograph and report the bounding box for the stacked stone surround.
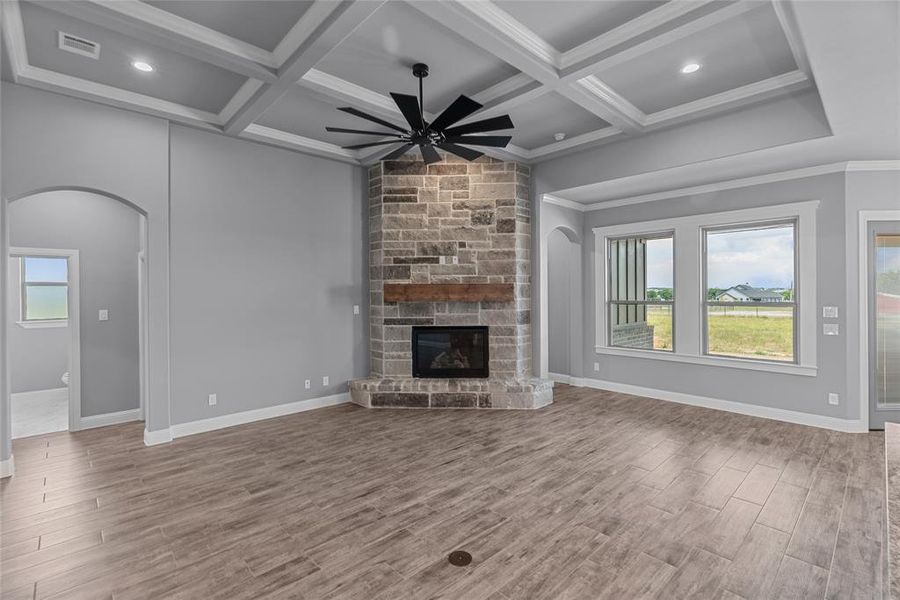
[350,152,553,409]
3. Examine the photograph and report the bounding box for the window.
[607,233,673,351]
[593,201,817,376]
[703,221,797,363]
[21,256,68,322]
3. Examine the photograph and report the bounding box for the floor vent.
[58,31,100,59]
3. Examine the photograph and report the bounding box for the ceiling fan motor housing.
[413,63,429,78]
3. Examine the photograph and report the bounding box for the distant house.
[716,284,784,303]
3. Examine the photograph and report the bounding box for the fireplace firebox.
[411,326,489,378]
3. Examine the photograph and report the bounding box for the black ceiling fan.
[325,63,514,165]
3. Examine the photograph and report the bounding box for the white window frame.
[15,252,70,329]
[593,201,818,377]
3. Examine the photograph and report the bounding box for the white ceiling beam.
[407,0,643,134]
[224,0,385,135]
[31,0,279,82]
[299,69,416,125]
[558,0,718,73]
[1,0,28,83]
[772,0,813,78]
[643,70,812,129]
[241,124,360,164]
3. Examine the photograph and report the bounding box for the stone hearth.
[350,152,552,409]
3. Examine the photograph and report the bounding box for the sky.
[644,225,796,290]
[706,225,794,289]
[23,256,67,282]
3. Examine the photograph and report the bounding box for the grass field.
[646,305,793,360]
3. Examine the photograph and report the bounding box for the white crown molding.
[80,408,141,430]
[542,194,588,212]
[573,377,865,433]
[844,160,900,172]
[241,124,360,163]
[569,161,900,211]
[301,68,413,122]
[560,0,716,71]
[17,65,223,129]
[471,73,536,106]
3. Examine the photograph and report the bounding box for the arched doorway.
[539,222,583,382]
[5,189,148,438]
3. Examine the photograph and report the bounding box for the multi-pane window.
[607,233,674,351]
[21,256,68,321]
[703,221,797,363]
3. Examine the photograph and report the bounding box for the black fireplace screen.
[411,326,489,378]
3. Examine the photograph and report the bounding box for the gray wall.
[169,126,367,425]
[547,229,572,375]
[579,174,852,419]
[7,257,68,393]
[1,83,368,462]
[8,191,140,415]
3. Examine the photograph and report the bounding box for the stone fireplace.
[349,152,553,409]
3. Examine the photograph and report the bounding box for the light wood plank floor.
[0,385,886,599]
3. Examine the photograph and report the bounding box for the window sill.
[17,320,67,329]
[593,346,817,377]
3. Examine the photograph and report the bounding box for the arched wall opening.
[2,186,160,468]
[538,211,583,381]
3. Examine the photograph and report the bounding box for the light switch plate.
[322,376,329,386]
[823,323,840,336]
[208,393,217,406]
[828,393,840,406]
[353,305,360,315]
[98,309,109,321]
[822,306,839,318]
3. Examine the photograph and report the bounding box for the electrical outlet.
[823,323,840,336]
[593,362,600,372]
[322,376,329,386]
[828,392,840,406]
[98,309,109,321]
[451,256,459,265]
[353,305,360,315]
[304,379,311,390]
[822,306,839,318]
[208,393,217,406]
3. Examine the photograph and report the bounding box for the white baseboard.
[80,408,141,430]
[11,387,68,403]
[143,392,350,446]
[143,427,173,446]
[573,377,866,433]
[548,373,587,387]
[0,455,14,478]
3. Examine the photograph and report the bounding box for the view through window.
[608,234,674,351]
[22,256,68,321]
[703,222,796,362]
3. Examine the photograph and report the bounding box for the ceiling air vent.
[58,31,100,59]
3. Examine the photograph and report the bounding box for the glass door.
[870,222,900,430]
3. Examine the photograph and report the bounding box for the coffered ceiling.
[1,0,818,165]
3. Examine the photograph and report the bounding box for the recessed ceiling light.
[681,63,701,74]
[132,61,154,72]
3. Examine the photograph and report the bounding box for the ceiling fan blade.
[326,126,403,137]
[342,140,407,150]
[380,143,414,161]
[443,135,512,148]
[390,93,426,132]
[443,115,514,137]
[337,107,408,133]
[437,142,483,162]
[419,144,441,165]
[428,95,482,132]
